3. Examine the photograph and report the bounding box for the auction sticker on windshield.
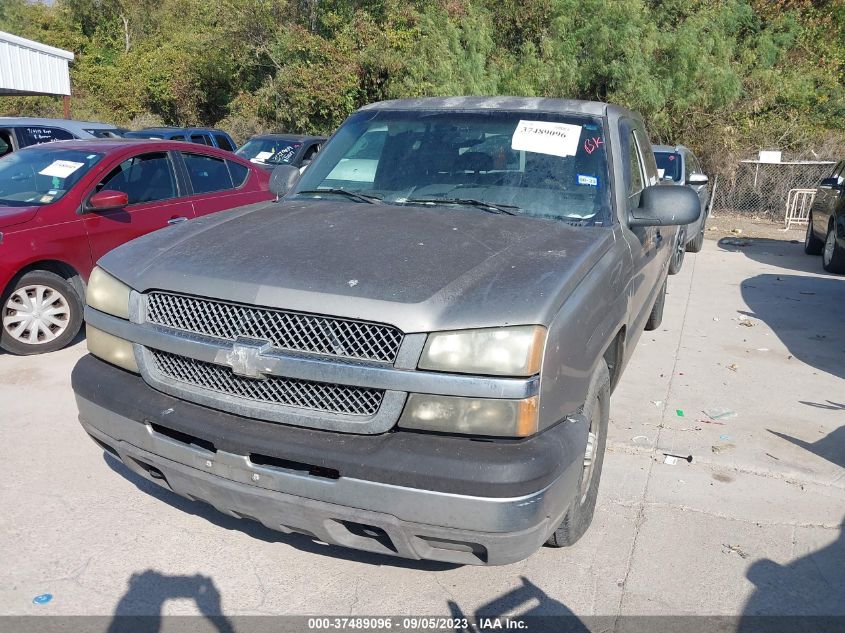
[511,120,582,158]
[39,160,85,179]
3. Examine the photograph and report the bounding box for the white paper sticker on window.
[511,120,582,158]
[254,151,273,162]
[39,160,85,179]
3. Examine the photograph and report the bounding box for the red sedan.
[0,139,272,354]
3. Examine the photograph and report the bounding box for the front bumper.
[73,355,582,565]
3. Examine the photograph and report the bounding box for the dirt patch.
[712,472,734,483]
[705,212,804,242]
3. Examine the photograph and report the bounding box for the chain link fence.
[710,160,835,220]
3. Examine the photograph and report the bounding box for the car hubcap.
[824,230,835,266]
[2,285,70,345]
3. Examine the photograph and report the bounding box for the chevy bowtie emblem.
[224,337,273,379]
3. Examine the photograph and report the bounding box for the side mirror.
[686,173,709,186]
[269,164,301,198]
[87,190,129,211]
[630,184,701,228]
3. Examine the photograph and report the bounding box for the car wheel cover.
[580,394,604,503]
[2,284,70,345]
[824,230,835,266]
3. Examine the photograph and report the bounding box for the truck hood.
[100,200,614,332]
[0,206,38,229]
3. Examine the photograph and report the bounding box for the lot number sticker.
[38,160,85,179]
[511,120,582,158]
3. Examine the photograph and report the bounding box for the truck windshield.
[654,151,682,182]
[292,110,611,224]
[0,148,103,207]
[237,139,302,166]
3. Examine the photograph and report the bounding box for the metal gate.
[784,189,816,230]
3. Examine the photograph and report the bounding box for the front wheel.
[1,270,84,355]
[686,222,705,253]
[822,225,845,274]
[668,229,686,275]
[546,360,610,548]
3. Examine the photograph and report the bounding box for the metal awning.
[0,31,74,97]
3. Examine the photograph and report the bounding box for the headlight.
[418,325,545,376]
[87,267,130,319]
[86,325,139,373]
[398,394,538,437]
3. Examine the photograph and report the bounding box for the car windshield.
[291,110,611,224]
[236,138,302,165]
[654,151,682,182]
[0,148,103,207]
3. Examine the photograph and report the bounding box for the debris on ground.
[651,400,663,407]
[756,348,770,352]
[699,419,726,426]
[765,453,781,461]
[728,363,739,372]
[663,453,693,463]
[723,238,752,247]
[32,594,52,605]
[737,314,756,327]
[705,408,737,421]
[713,317,720,322]
[720,434,732,441]
[731,228,743,235]
[664,455,679,465]
[722,544,749,559]
[712,443,736,454]
[632,435,650,446]
[676,409,685,417]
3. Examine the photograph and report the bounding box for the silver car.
[653,144,710,273]
[0,117,123,157]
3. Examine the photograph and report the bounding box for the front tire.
[686,222,705,253]
[546,360,610,548]
[1,270,84,355]
[805,216,823,255]
[822,225,845,274]
[669,229,686,275]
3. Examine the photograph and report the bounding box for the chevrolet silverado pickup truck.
[72,97,699,565]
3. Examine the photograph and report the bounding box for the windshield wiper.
[296,188,382,204]
[404,197,519,216]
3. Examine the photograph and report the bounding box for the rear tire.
[1,270,84,355]
[644,279,666,331]
[805,216,823,255]
[545,360,610,548]
[822,225,845,274]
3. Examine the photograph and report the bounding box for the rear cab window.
[654,151,682,182]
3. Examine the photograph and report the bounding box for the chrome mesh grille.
[146,292,403,363]
[150,349,384,416]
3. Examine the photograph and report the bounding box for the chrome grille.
[146,292,403,363]
[150,349,384,416]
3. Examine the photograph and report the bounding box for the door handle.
[167,216,188,225]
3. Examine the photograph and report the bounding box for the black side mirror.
[630,184,701,228]
[269,164,301,198]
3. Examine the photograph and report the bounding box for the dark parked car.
[123,127,237,152]
[235,134,326,171]
[0,139,272,355]
[805,161,845,273]
[653,144,710,273]
[0,117,123,157]
[72,97,699,565]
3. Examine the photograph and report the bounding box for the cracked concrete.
[0,235,843,620]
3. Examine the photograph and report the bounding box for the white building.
[0,31,74,109]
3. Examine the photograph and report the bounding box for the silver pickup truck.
[72,97,699,565]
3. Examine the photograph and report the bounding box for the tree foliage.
[1,0,843,170]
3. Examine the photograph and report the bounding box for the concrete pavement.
[0,235,842,622]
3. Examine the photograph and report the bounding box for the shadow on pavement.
[768,426,845,470]
[739,518,845,630]
[739,273,845,380]
[103,454,458,571]
[448,576,587,632]
[107,570,235,633]
[716,237,829,275]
